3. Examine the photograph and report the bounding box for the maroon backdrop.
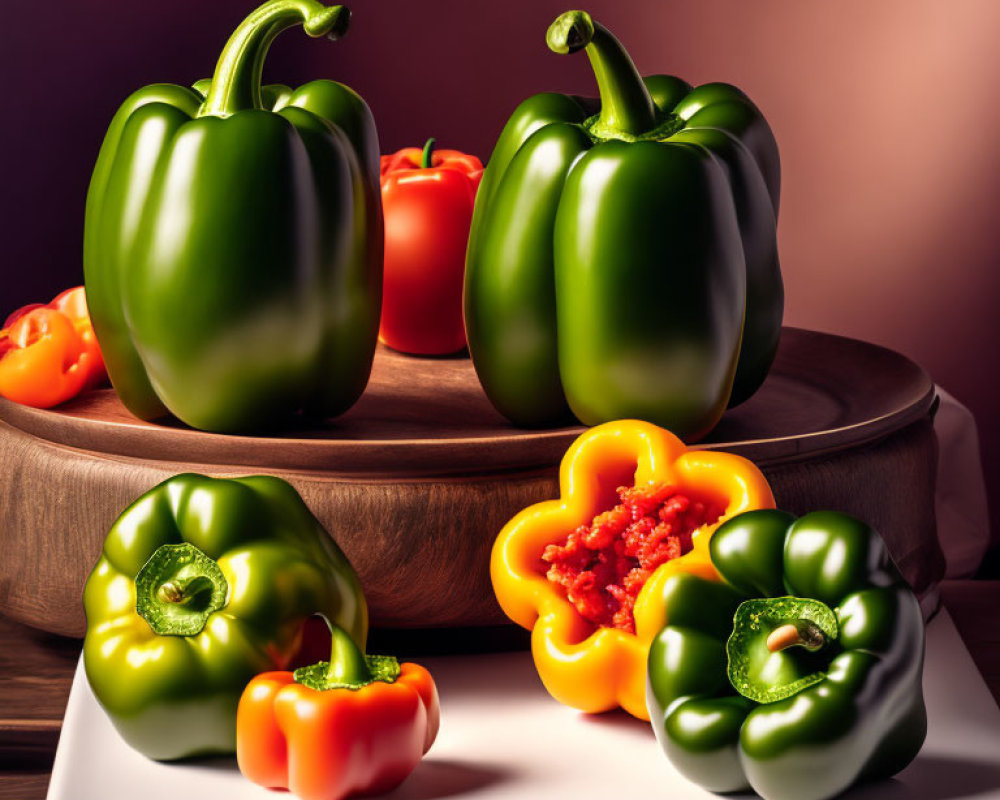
[2,0,997,567]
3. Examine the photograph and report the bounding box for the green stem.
[200,0,350,118]
[546,10,657,138]
[421,137,437,169]
[293,623,401,691]
[324,624,374,686]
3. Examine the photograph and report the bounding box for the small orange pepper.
[0,287,107,407]
[237,624,439,800]
[0,307,94,407]
[491,419,775,720]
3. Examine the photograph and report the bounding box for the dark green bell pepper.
[84,0,382,432]
[465,10,783,435]
[83,474,367,761]
[647,510,926,800]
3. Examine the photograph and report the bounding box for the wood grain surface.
[0,616,78,763]
[0,328,942,636]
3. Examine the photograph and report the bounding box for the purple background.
[2,0,998,566]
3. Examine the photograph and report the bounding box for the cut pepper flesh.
[542,484,723,632]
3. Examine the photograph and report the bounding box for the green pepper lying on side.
[83,474,367,761]
[647,509,926,800]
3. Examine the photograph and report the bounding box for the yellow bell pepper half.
[490,419,775,720]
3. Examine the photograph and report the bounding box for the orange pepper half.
[0,307,97,408]
[0,287,106,407]
[491,419,775,720]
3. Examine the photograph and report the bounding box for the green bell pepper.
[465,10,783,435]
[83,474,367,761]
[647,510,926,800]
[84,0,382,432]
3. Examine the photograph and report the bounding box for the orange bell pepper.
[0,287,107,407]
[491,419,774,720]
[237,624,439,800]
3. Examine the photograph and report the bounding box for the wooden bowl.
[0,328,942,636]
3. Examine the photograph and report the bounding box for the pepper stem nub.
[200,0,350,118]
[545,10,657,138]
[727,596,839,704]
[766,621,826,653]
[154,575,219,610]
[135,543,229,637]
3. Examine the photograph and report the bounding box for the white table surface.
[47,608,1000,800]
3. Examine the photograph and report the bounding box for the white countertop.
[47,608,1000,800]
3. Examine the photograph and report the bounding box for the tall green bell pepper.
[84,0,382,432]
[83,474,367,761]
[465,10,783,436]
[647,510,926,800]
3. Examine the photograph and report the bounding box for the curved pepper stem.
[294,624,401,691]
[200,0,350,118]
[325,623,374,685]
[546,10,657,139]
[421,138,437,169]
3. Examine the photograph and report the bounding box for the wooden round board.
[0,327,943,636]
[1,327,932,472]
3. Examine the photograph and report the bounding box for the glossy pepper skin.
[465,10,782,434]
[0,288,106,408]
[491,419,774,719]
[647,510,926,800]
[84,0,382,432]
[379,138,483,355]
[83,474,367,761]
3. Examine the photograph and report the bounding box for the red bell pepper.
[237,624,439,800]
[0,286,107,407]
[379,139,483,355]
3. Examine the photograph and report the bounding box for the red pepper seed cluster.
[542,484,723,633]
